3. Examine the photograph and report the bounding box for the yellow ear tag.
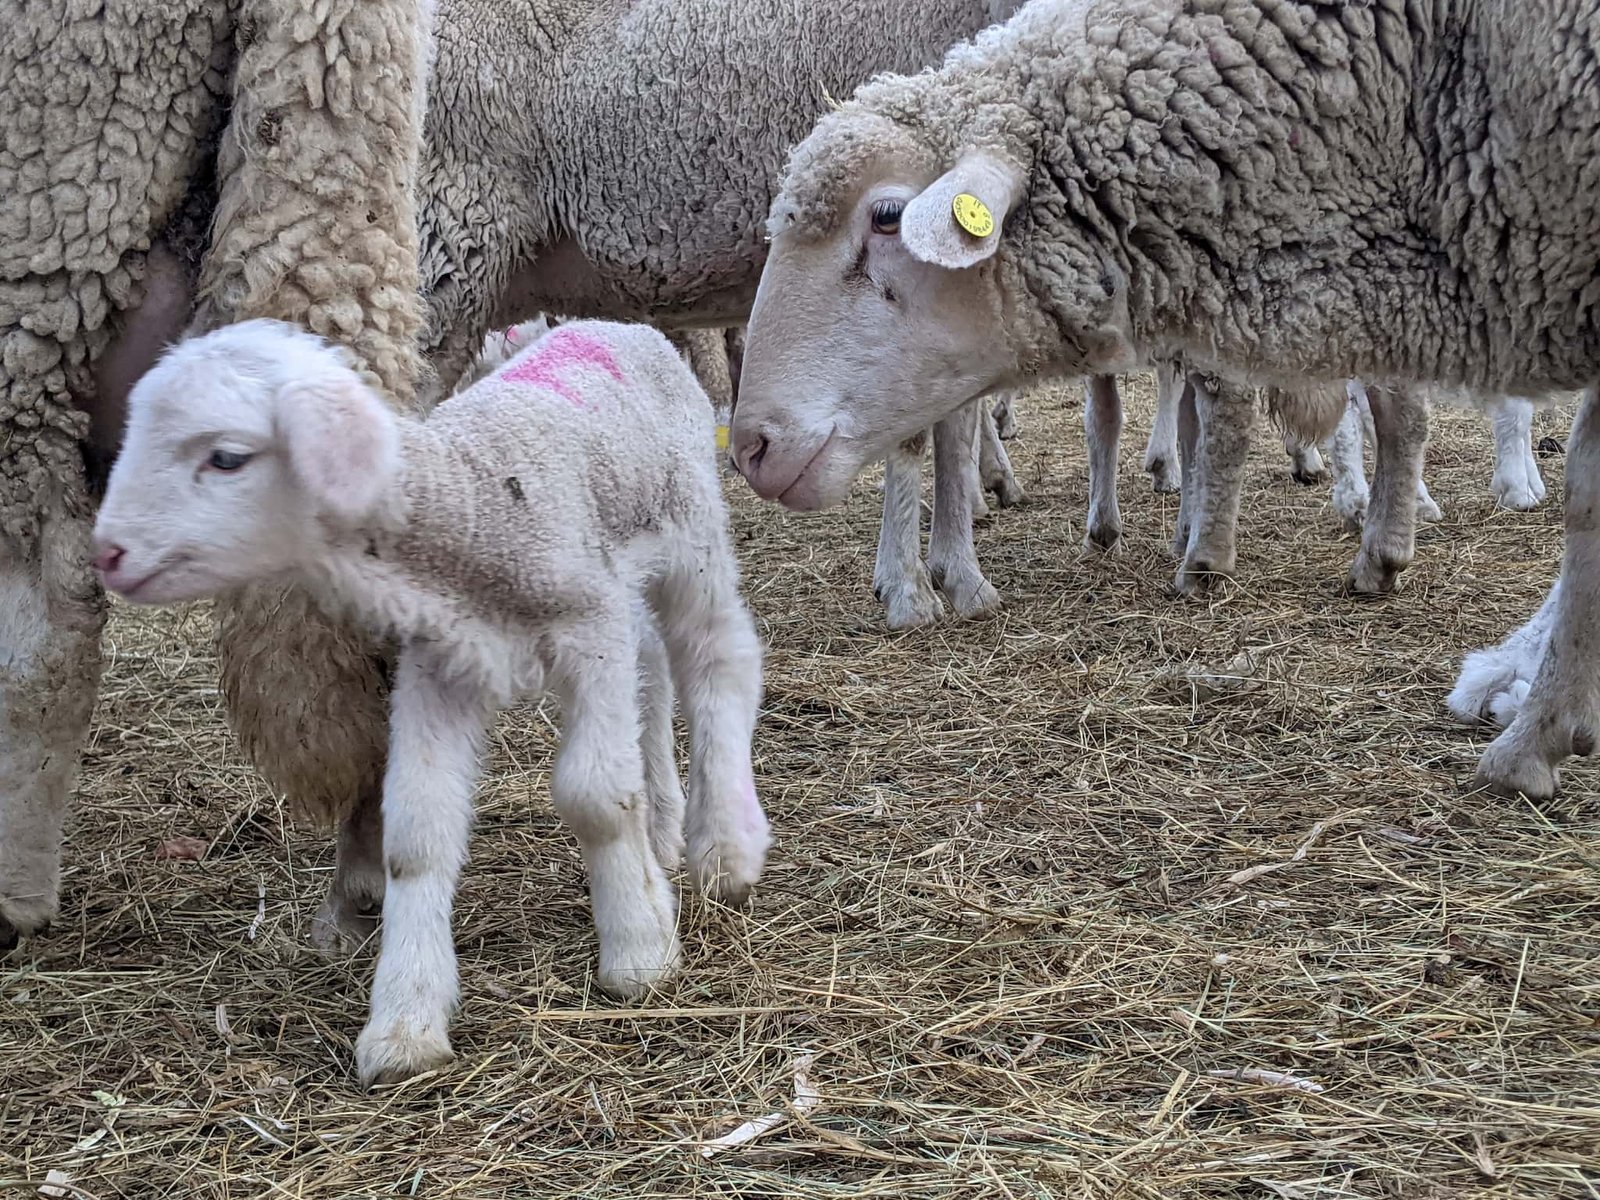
[952,193,995,238]
[715,424,730,451]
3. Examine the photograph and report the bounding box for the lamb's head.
[93,319,402,604]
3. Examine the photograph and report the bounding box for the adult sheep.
[728,0,1600,800]
[0,0,432,951]
[415,0,1030,630]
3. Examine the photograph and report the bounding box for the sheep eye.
[870,200,903,236]
[207,449,252,472]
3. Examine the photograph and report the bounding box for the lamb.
[1446,579,1559,732]
[415,0,1030,631]
[728,0,1600,798]
[1,0,432,953]
[91,317,768,1086]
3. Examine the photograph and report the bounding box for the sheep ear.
[276,374,401,522]
[900,152,1024,270]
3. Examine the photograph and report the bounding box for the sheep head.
[729,110,1033,511]
[93,319,402,604]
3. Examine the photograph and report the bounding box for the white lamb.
[91,317,770,1087]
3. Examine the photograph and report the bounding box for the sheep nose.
[92,544,125,575]
[732,428,770,480]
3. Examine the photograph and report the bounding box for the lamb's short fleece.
[92,317,769,1087]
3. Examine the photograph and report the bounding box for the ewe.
[92,318,769,1086]
[729,0,1600,799]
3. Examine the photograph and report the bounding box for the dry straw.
[3,376,1596,1198]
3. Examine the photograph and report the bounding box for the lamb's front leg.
[1083,373,1124,551]
[552,618,681,997]
[1173,373,1252,595]
[976,399,1024,508]
[1476,389,1600,800]
[872,433,943,629]
[354,651,491,1088]
[928,401,1000,619]
[1347,383,1428,594]
[637,610,686,872]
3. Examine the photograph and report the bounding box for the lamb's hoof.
[689,799,770,905]
[649,820,686,874]
[1146,457,1180,494]
[310,891,382,954]
[1330,488,1368,532]
[356,1020,455,1088]
[876,574,945,629]
[1487,680,1533,729]
[1085,522,1123,553]
[598,936,683,1000]
[0,916,18,954]
[969,494,991,521]
[1291,464,1329,486]
[1536,435,1564,457]
[1474,737,1560,802]
[1345,550,1408,595]
[995,411,1019,440]
[1416,495,1444,523]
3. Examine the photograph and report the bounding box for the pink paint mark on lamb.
[499,328,624,406]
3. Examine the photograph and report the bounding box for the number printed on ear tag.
[952,193,994,238]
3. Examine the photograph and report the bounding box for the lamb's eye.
[870,199,903,235]
[207,449,252,472]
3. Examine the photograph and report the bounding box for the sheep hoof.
[1474,735,1559,802]
[1346,550,1408,595]
[995,412,1019,440]
[1491,479,1544,512]
[1145,457,1180,494]
[986,476,1026,508]
[0,916,18,955]
[877,573,946,629]
[933,569,1001,620]
[356,1020,455,1088]
[597,937,683,1000]
[1171,558,1234,597]
[689,810,770,906]
[1291,463,1329,486]
[309,893,381,954]
[0,896,54,951]
[1085,521,1122,553]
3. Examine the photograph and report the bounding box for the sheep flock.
[4,1,1599,1196]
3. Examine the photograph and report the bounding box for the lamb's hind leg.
[1476,389,1600,800]
[1347,383,1428,594]
[873,433,943,629]
[977,399,1024,508]
[309,787,385,953]
[1,499,105,951]
[654,544,768,904]
[551,613,681,994]
[1490,395,1546,511]
[354,650,491,1087]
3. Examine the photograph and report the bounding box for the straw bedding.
[3,375,1596,1199]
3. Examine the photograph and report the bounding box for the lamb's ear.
[275,373,402,522]
[900,152,1024,270]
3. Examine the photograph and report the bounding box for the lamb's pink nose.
[92,544,125,575]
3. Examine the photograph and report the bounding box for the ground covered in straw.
[4,377,1597,1199]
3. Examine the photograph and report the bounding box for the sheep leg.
[550,614,682,995]
[928,401,1001,620]
[1491,395,1546,510]
[1446,576,1560,729]
[873,433,944,629]
[654,550,767,904]
[1145,363,1183,493]
[1476,389,1600,800]
[354,650,491,1088]
[308,787,386,953]
[1173,373,1252,595]
[1327,388,1371,530]
[977,400,1025,508]
[1083,373,1124,551]
[1347,384,1428,594]
[965,408,991,521]
[638,608,687,873]
[0,506,105,951]
[1171,376,1200,556]
[992,391,1019,440]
